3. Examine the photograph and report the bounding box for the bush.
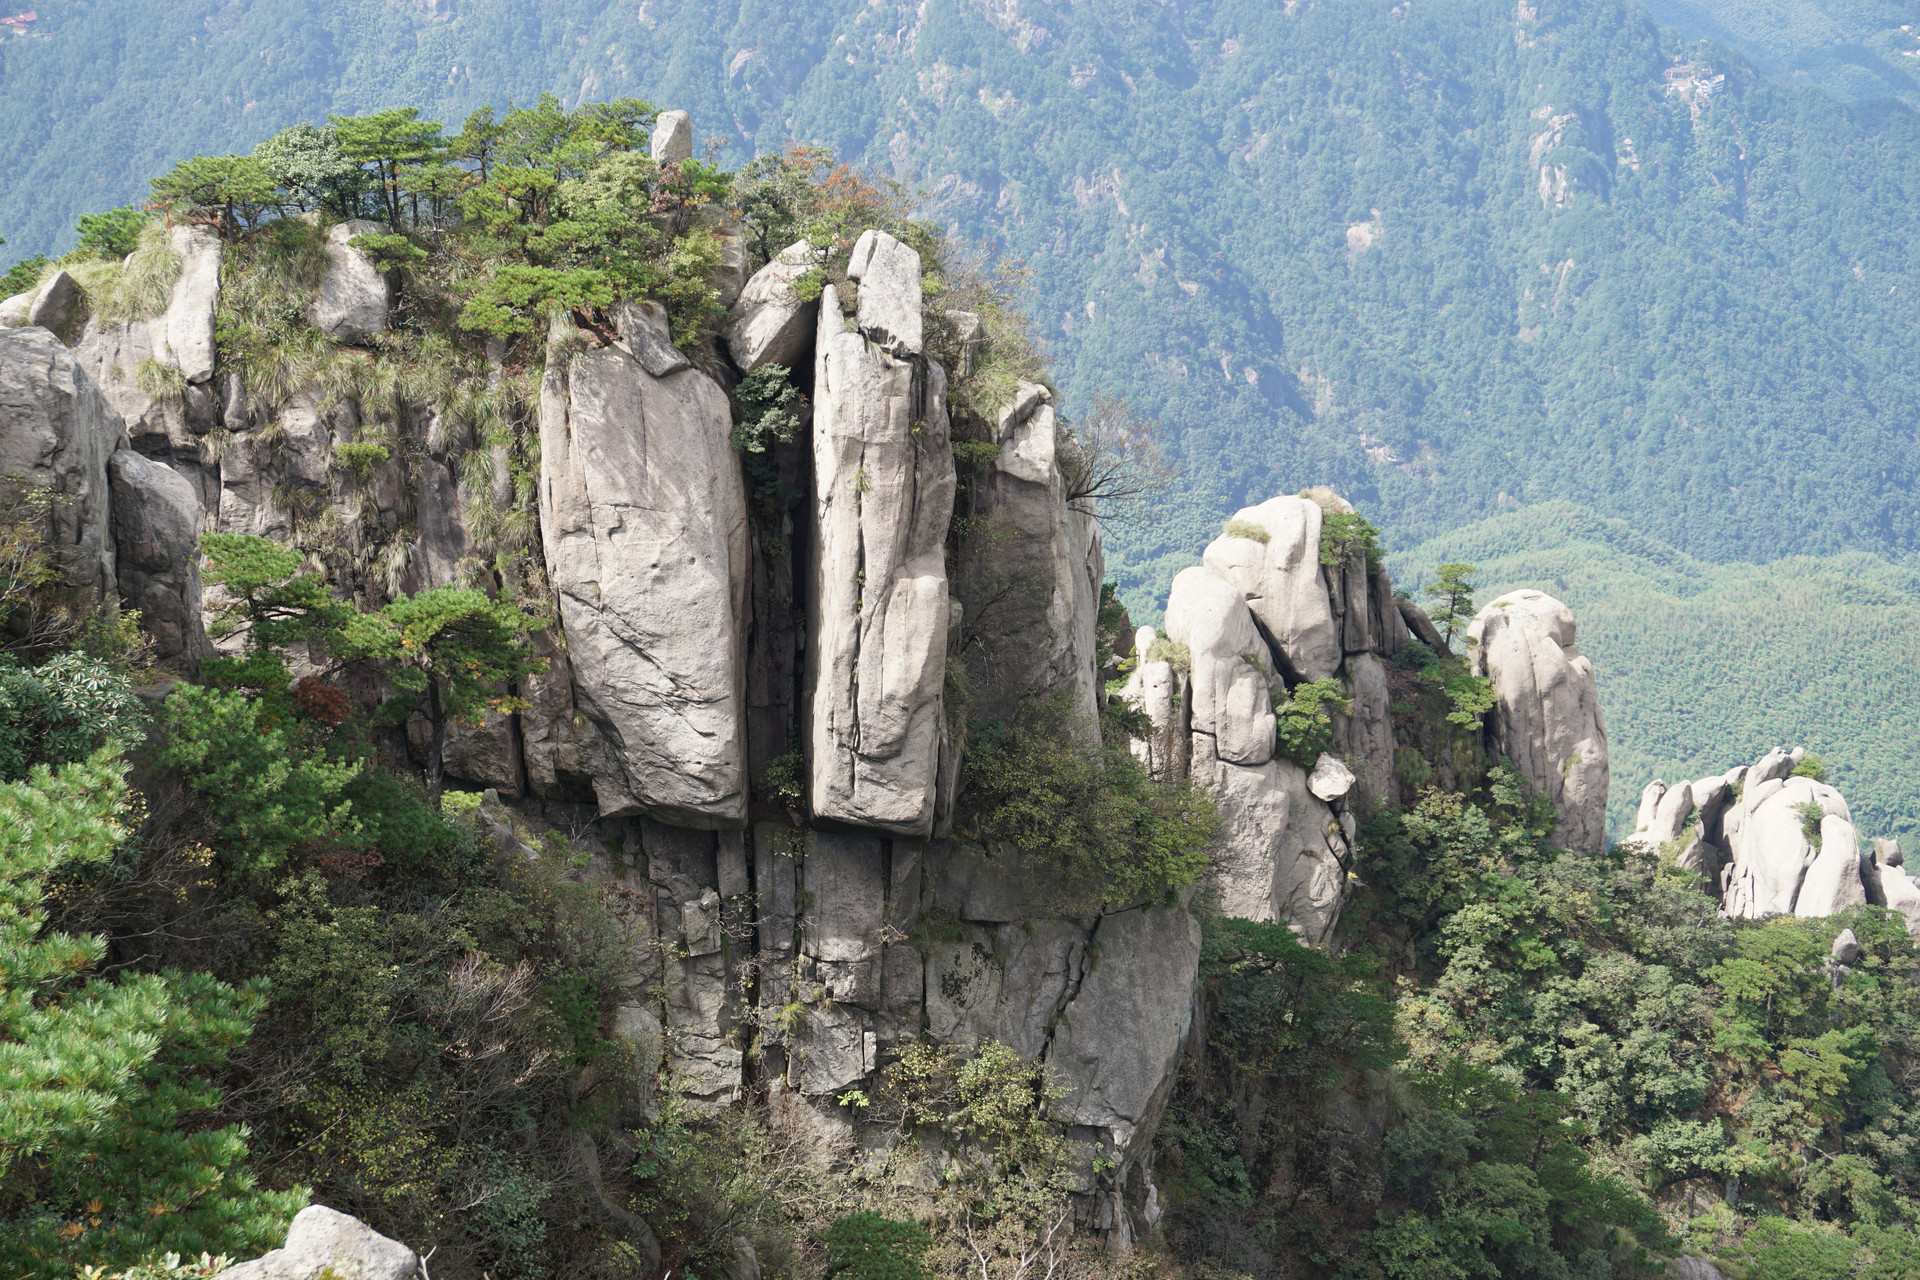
[1319,510,1383,569]
[0,652,147,781]
[1272,677,1351,766]
[960,694,1218,903]
[823,1212,933,1280]
[1790,753,1827,782]
[1222,517,1270,544]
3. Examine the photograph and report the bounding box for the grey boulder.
[651,109,693,164]
[1467,589,1609,854]
[847,228,923,356]
[108,449,209,666]
[217,1205,416,1280]
[0,326,123,602]
[307,220,391,344]
[1163,565,1274,766]
[724,240,820,373]
[27,269,79,335]
[1201,496,1340,682]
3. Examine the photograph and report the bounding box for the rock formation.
[806,254,956,836]
[1629,748,1914,933]
[218,1205,418,1280]
[538,311,750,826]
[108,448,210,666]
[1467,589,1609,854]
[307,220,391,343]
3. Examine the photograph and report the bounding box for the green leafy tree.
[823,1211,933,1280]
[340,588,547,805]
[0,750,304,1278]
[0,651,147,781]
[1423,562,1479,650]
[252,121,365,217]
[1272,677,1352,765]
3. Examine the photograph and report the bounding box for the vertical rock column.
[1467,589,1610,854]
[538,307,751,827]
[807,231,957,836]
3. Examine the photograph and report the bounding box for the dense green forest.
[1642,0,1920,107]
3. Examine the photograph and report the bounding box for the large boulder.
[807,283,956,835]
[307,219,391,344]
[1722,772,1860,918]
[954,381,1105,731]
[651,109,693,164]
[1201,496,1340,682]
[846,228,923,356]
[724,240,820,373]
[1188,737,1349,947]
[159,224,220,385]
[0,326,123,603]
[107,448,208,666]
[27,269,79,336]
[217,1205,416,1280]
[538,317,750,826]
[1163,566,1274,766]
[1467,589,1609,854]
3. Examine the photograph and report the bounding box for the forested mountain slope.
[1391,502,1920,844]
[4,0,1919,576]
[1643,0,1920,107]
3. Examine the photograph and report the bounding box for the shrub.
[331,441,391,478]
[74,206,149,260]
[1145,636,1192,673]
[1319,510,1383,569]
[1273,677,1352,766]
[2,254,49,297]
[0,652,147,782]
[960,693,1218,903]
[1790,754,1827,782]
[1222,517,1270,544]
[823,1212,933,1280]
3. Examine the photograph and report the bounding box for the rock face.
[160,224,220,386]
[724,241,821,373]
[108,448,209,667]
[1201,497,1339,682]
[218,1205,417,1280]
[651,109,693,164]
[807,278,956,835]
[538,317,750,826]
[0,326,123,603]
[1165,566,1275,767]
[1467,589,1609,854]
[307,220,391,343]
[953,381,1104,731]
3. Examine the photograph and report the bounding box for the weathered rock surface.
[807,284,955,835]
[651,109,693,164]
[846,229,923,356]
[1467,589,1609,854]
[160,224,220,384]
[0,326,122,602]
[27,269,79,335]
[724,241,821,373]
[218,1205,417,1280]
[1201,497,1340,682]
[538,319,750,826]
[108,448,208,666]
[307,219,391,344]
[955,382,1105,731]
[1188,737,1348,946]
[1163,566,1274,767]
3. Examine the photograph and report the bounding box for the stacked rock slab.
[806,231,958,836]
[1468,589,1609,854]
[538,305,750,827]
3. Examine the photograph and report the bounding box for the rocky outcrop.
[651,109,693,164]
[724,241,821,373]
[160,225,220,386]
[70,227,214,450]
[218,1205,417,1280]
[538,315,750,826]
[307,220,391,344]
[1165,566,1275,766]
[0,326,123,602]
[108,448,208,667]
[1201,497,1339,682]
[806,273,956,836]
[27,270,79,336]
[1467,589,1609,854]
[954,381,1104,730]
[1629,748,1910,932]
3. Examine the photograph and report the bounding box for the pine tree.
[1422,562,1479,651]
[0,751,304,1278]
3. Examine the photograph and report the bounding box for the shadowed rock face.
[1468,589,1610,854]
[538,318,750,827]
[0,326,122,603]
[108,448,208,667]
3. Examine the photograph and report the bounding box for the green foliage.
[1790,754,1827,782]
[149,154,279,239]
[331,441,391,477]
[760,748,806,809]
[73,206,147,260]
[1422,563,1479,651]
[1272,677,1352,766]
[730,363,807,501]
[346,231,425,272]
[0,750,303,1279]
[1794,799,1826,846]
[252,121,363,216]
[0,652,147,781]
[823,1211,933,1280]
[960,694,1219,903]
[2,254,48,297]
[1320,510,1384,570]
[1144,636,1191,673]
